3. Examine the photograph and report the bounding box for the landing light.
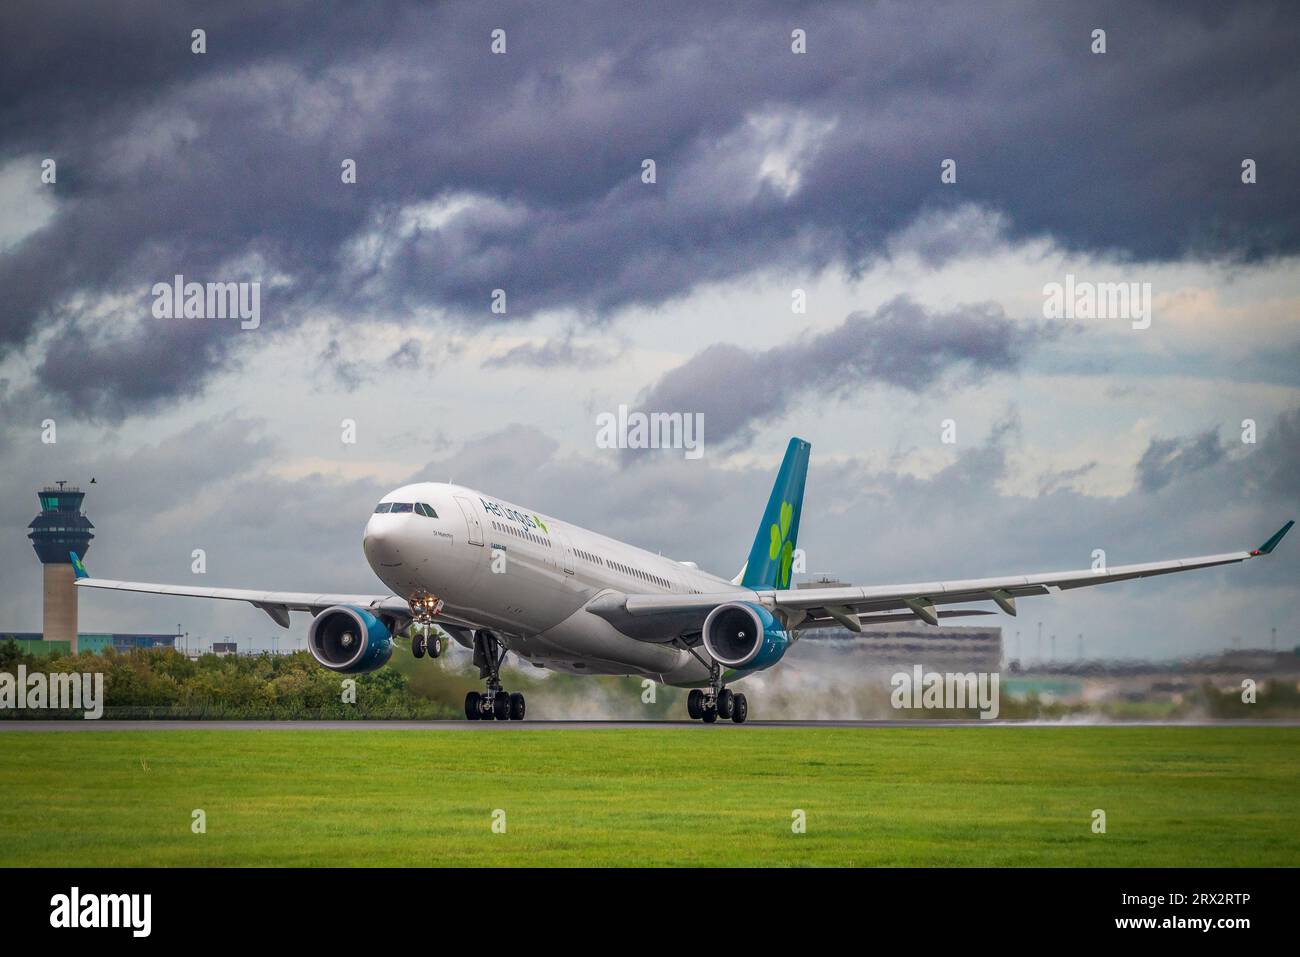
[410,594,444,622]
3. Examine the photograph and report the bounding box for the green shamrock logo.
[767,500,795,587]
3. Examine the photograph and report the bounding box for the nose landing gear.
[407,595,446,660]
[410,626,443,659]
[464,630,526,720]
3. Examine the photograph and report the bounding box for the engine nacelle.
[701,602,790,673]
[307,605,394,674]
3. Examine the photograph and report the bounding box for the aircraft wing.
[75,577,405,623]
[69,554,449,629]
[590,521,1293,639]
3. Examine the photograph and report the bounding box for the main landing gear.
[685,660,748,724]
[464,630,526,721]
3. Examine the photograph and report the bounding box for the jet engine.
[307,605,394,674]
[700,602,790,672]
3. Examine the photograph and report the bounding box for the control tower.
[28,482,94,652]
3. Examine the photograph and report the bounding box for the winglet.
[70,551,89,579]
[1251,520,1294,556]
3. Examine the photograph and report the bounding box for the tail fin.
[740,437,811,589]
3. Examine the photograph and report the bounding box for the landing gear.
[467,686,525,720]
[492,694,510,720]
[465,631,526,720]
[687,689,705,720]
[731,693,748,724]
[681,654,750,724]
[410,629,442,659]
[408,596,445,660]
[717,688,735,720]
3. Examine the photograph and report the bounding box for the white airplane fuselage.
[363,482,734,685]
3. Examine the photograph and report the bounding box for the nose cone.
[363,513,415,569]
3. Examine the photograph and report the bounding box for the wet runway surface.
[3,719,1299,731]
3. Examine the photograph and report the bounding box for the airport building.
[0,633,179,657]
[807,624,1004,671]
[795,576,1003,669]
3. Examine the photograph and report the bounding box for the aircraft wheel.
[492,693,511,721]
[464,691,481,720]
[687,689,704,720]
[731,693,748,724]
[412,634,426,659]
[702,708,718,724]
[509,692,526,721]
[717,688,735,719]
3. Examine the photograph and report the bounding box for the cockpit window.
[389,502,414,513]
[373,503,392,513]
[415,502,439,518]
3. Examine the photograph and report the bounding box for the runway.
[2,719,1299,731]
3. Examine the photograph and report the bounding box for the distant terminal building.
[0,633,178,657]
[805,624,1004,672]
[211,641,238,657]
[27,482,94,653]
[795,576,1003,671]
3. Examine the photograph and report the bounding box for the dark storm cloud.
[2,0,1298,415]
[1136,428,1227,492]
[637,297,1055,448]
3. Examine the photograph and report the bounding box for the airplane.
[72,437,1293,723]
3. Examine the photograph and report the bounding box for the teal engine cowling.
[701,602,790,673]
[307,605,394,674]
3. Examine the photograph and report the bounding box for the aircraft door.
[454,496,484,546]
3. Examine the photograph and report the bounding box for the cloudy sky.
[0,0,1296,661]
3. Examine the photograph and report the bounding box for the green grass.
[1,727,1297,866]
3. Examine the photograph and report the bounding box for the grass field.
[1,727,1297,866]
